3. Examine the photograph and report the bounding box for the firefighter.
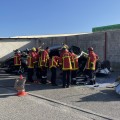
[14,50,21,73]
[59,47,73,88]
[37,48,44,81]
[27,47,37,83]
[33,48,39,83]
[60,44,69,57]
[85,47,99,85]
[49,56,59,86]
[40,47,50,84]
[70,49,79,85]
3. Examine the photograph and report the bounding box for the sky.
[0,0,120,37]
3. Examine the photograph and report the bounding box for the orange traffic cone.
[16,74,28,97]
[17,90,28,96]
[20,74,23,80]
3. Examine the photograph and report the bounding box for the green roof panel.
[92,24,120,32]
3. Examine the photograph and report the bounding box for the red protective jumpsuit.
[27,51,37,82]
[49,56,59,85]
[60,49,73,88]
[71,52,79,84]
[14,53,21,66]
[40,49,49,84]
[85,50,99,85]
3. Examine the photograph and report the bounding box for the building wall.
[36,32,105,62]
[0,30,120,70]
[0,38,36,61]
[69,32,105,61]
[107,30,120,70]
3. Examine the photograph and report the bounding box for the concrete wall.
[107,30,120,70]
[73,32,105,61]
[0,30,120,70]
[36,33,105,61]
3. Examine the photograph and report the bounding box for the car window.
[70,46,81,55]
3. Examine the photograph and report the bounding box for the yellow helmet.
[62,46,66,49]
[63,44,69,49]
[32,47,36,52]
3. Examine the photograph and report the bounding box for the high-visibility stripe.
[49,56,58,68]
[27,56,34,68]
[40,50,49,67]
[86,58,96,70]
[15,64,21,66]
[62,56,69,59]
[86,57,90,69]
[14,56,21,65]
[62,68,72,70]
[90,62,95,70]
[49,65,56,68]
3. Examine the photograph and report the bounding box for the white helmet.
[17,50,21,54]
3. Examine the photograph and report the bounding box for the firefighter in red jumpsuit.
[70,50,79,85]
[85,47,99,85]
[36,48,43,81]
[49,56,59,86]
[27,47,37,83]
[59,47,73,88]
[40,47,50,84]
[14,50,21,73]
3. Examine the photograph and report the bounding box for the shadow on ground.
[0,94,16,98]
[77,89,120,102]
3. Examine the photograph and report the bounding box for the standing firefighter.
[27,47,37,83]
[49,56,59,86]
[40,47,50,84]
[14,50,21,72]
[60,47,73,88]
[85,47,99,85]
[70,50,79,85]
[36,47,43,81]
